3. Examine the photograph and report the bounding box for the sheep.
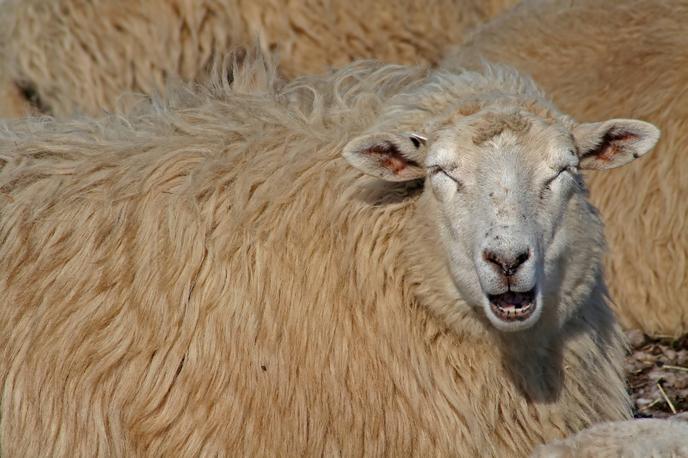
[441,0,688,337]
[0,0,516,118]
[0,73,31,118]
[0,53,658,456]
[531,414,688,457]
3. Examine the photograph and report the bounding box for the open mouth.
[488,288,537,322]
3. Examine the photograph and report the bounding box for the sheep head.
[344,106,659,332]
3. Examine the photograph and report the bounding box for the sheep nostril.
[483,249,530,277]
[483,250,502,268]
[505,250,530,275]
[515,251,530,267]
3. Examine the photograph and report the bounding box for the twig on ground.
[639,398,661,411]
[662,365,688,373]
[657,382,677,414]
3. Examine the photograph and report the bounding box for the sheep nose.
[482,248,531,277]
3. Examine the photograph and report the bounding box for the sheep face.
[344,109,659,332]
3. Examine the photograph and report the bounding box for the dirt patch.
[626,330,688,418]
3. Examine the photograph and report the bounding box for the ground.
[626,330,688,418]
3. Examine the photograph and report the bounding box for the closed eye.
[544,166,575,187]
[540,166,577,199]
[428,165,459,183]
[428,165,462,187]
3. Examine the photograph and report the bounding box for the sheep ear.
[342,132,427,182]
[573,119,660,170]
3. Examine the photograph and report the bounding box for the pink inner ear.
[366,141,418,176]
[600,131,638,158]
[596,144,620,163]
[584,130,639,163]
[381,156,407,174]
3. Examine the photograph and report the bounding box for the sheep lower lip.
[488,289,536,322]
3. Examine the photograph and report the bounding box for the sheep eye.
[546,167,569,185]
[541,166,576,198]
[429,165,463,189]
